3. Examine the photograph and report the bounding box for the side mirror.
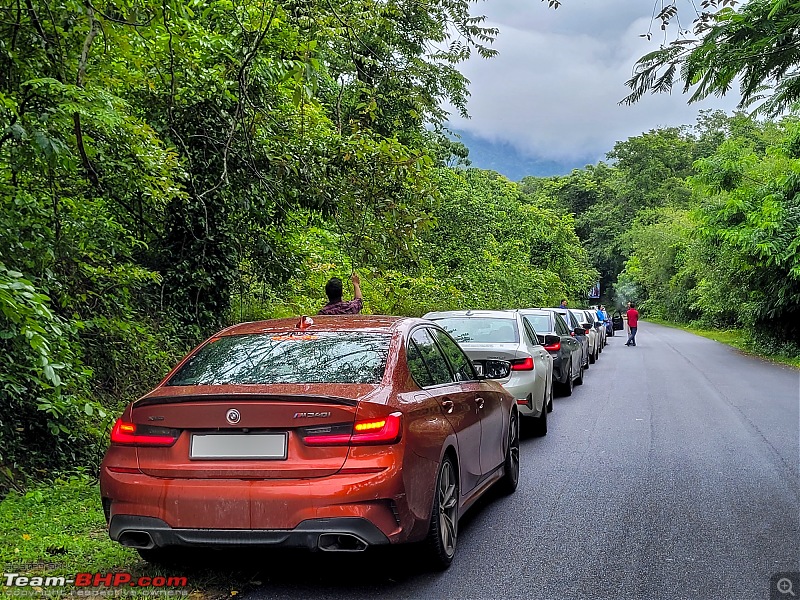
[483,359,511,380]
[544,334,560,346]
[581,322,591,329]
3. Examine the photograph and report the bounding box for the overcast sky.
[447,0,742,165]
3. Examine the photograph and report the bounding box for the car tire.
[497,411,520,495]
[546,377,554,412]
[589,349,596,364]
[424,455,459,570]
[560,360,574,396]
[531,400,548,436]
[575,363,584,386]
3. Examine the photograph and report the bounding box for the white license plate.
[473,362,484,376]
[190,433,287,460]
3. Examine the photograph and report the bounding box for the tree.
[622,0,800,116]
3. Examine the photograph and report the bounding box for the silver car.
[580,309,606,353]
[423,310,554,435]
[570,309,599,365]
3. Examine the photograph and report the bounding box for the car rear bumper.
[109,514,390,551]
[100,461,412,547]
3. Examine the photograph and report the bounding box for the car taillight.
[110,418,179,447]
[302,413,403,446]
[511,357,534,371]
[544,341,561,352]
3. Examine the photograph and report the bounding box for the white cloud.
[449,0,742,163]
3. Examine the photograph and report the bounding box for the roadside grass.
[0,476,258,599]
[647,319,800,369]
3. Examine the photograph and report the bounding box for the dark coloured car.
[516,309,584,396]
[543,308,590,370]
[100,316,519,570]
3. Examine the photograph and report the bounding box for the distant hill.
[448,129,590,181]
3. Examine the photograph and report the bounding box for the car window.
[406,338,435,388]
[553,314,569,336]
[168,332,390,385]
[429,329,478,382]
[570,310,587,327]
[409,329,453,386]
[523,313,551,334]
[522,319,540,346]
[433,317,519,344]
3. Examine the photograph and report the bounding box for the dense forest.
[1,0,799,483]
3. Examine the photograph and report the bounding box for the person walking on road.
[318,273,363,315]
[625,301,639,346]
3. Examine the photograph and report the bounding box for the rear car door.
[554,313,580,380]
[521,319,549,407]
[430,329,505,476]
[409,328,483,494]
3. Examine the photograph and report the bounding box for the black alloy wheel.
[498,411,520,495]
[425,455,459,569]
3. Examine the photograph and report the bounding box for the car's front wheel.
[425,455,459,570]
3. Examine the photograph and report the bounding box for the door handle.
[476,397,485,409]
[441,399,454,414]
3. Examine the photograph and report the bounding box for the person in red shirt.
[625,301,639,346]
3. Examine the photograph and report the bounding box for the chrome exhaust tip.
[118,530,155,550]
[317,533,368,552]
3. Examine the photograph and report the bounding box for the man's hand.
[351,272,362,299]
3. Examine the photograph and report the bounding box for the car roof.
[516,308,552,316]
[220,315,411,336]
[424,310,518,320]
[540,307,568,314]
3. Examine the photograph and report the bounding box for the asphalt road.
[239,322,799,600]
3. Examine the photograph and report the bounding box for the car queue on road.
[99,304,623,572]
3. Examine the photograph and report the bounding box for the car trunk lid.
[133,384,375,479]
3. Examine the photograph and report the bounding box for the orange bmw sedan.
[100,315,519,569]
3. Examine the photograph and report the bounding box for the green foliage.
[610,113,800,356]
[0,263,102,477]
[1,0,565,480]
[623,0,800,116]
[690,121,800,347]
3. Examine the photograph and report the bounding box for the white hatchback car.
[423,310,554,435]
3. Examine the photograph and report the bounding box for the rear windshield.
[522,314,551,334]
[432,317,519,344]
[167,332,391,385]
